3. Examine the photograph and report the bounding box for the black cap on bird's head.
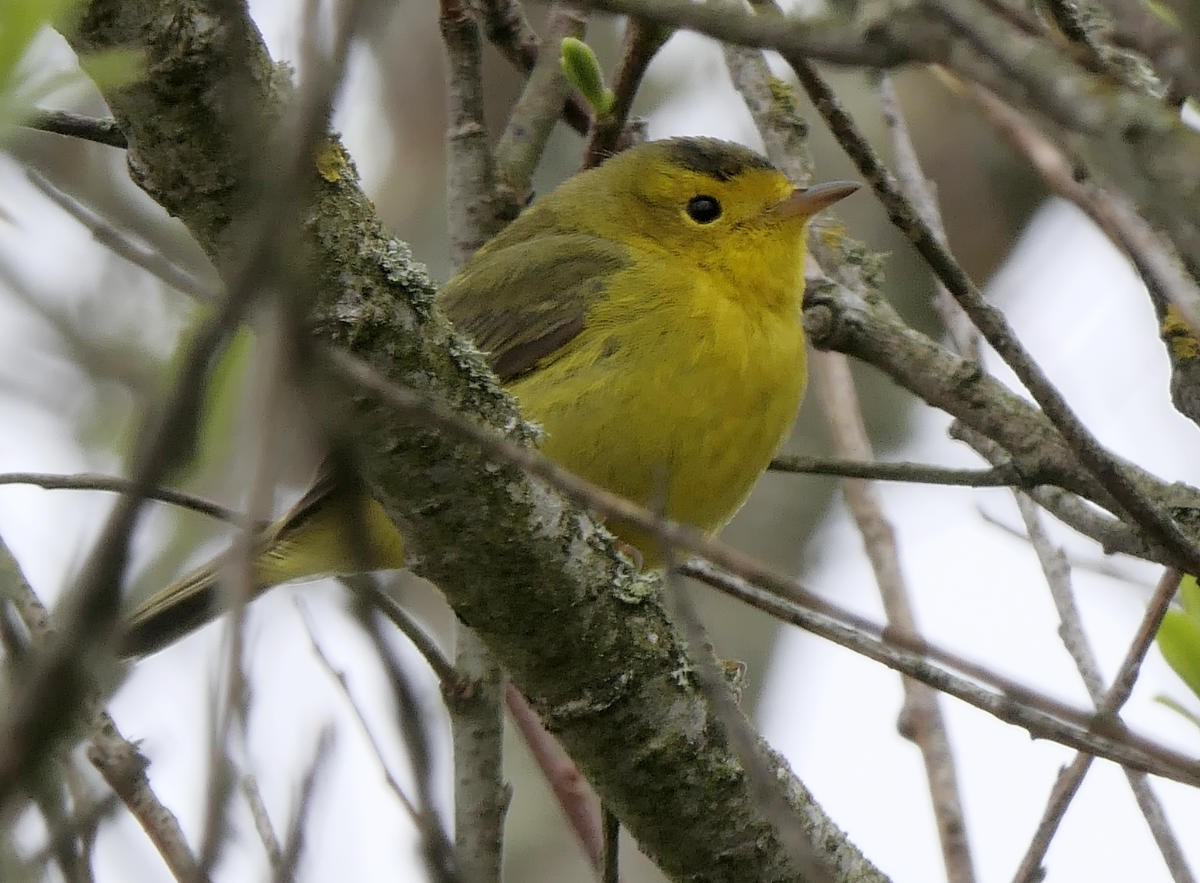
[611,137,858,222]
[656,137,777,182]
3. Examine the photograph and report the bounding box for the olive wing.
[438,233,629,382]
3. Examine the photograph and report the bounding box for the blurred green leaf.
[1179,573,1200,621]
[1156,607,1200,700]
[76,46,143,93]
[145,316,256,486]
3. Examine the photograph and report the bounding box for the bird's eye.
[686,195,722,224]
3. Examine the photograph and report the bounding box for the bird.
[121,137,857,656]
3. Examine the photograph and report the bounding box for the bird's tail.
[119,473,406,657]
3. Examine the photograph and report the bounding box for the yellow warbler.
[122,137,856,655]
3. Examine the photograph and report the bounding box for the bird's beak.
[771,181,860,220]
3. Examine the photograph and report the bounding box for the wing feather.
[438,233,628,382]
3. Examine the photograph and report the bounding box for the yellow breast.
[507,247,807,557]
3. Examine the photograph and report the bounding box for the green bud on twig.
[561,37,614,118]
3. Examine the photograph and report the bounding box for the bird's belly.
[508,310,806,553]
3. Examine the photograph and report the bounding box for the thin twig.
[362,612,460,883]
[877,75,979,361]
[203,0,375,871]
[241,774,283,872]
[602,806,620,883]
[948,424,1152,561]
[882,72,1189,877]
[88,712,209,882]
[476,0,592,134]
[813,352,977,883]
[1012,569,1188,882]
[1012,501,1195,883]
[297,601,422,821]
[441,2,509,877]
[495,5,586,212]
[963,81,1200,334]
[26,169,217,302]
[0,472,239,523]
[0,0,370,804]
[768,455,1022,487]
[729,42,975,882]
[344,575,457,689]
[442,0,501,261]
[0,536,204,880]
[962,80,1200,431]
[274,726,335,883]
[503,682,604,869]
[974,503,1147,583]
[682,559,1200,788]
[20,110,127,147]
[582,18,672,167]
[25,793,120,876]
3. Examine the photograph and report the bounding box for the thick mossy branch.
[66,2,881,881]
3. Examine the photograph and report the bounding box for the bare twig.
[1012,500,1194,883]
[476,0,592,134]
[768,455,1022,488]
[20,110,127,147]
[363,612,460,883]
[1012,569,1190,882]
[813,353,977,883]
[344,575,457,688]
[877,75,979,361]
[202,0,374,871]
[947,424,1152,561]
[241,774,283,872]
[0,535,203,881]
[963,81,1200,429]
[974,502,1146,583]
[25,793,120,877]
[89,712,208,882]
[495,5,587,212]
[447,625,505,882]
[298,601,422,820]
[683,559,1200,788]
[442,0,501,261]
[274,726,335,883]
[0,471,239,524]
[882,73,1189,877]
[602,806,620,883]
[783,44,1200,575]
[0,0,373,805]
[582,18,672,167]
[504,683,604,869]
[965,82,1200,330]
[26,169,217,302]
[440,3,509,876]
